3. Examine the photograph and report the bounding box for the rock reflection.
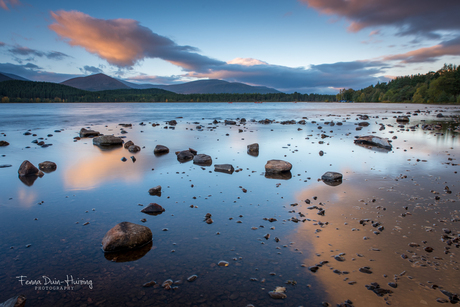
[322,179,342,186]
[103,241,153,262]
[264,171,292,180]
[18,175,39,186]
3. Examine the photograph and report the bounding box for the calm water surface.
[0,102,459,307]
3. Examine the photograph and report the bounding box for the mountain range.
[0,71,281,94]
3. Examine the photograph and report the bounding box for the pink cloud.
[0,0,20,10]
[49,10,224,70]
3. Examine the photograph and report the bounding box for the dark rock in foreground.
[38,161,57,173]
[93,135,124,146]
[0,295,26,307]
[79,128,100,138]
[265,160,292,173]
[0,140,9,146]
[141,203,165,215]
[154,145,169,155]
[101,222,152,253]
[354,136,392,150]
[214,164,234,174]
[193,154,212,166]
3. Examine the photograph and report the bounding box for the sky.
[0,0,459,94]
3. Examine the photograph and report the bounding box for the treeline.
[0,80,336,103]
[338,64,460,103]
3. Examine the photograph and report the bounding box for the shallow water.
[0,102,459,307]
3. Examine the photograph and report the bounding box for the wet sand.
[0,102,459,306]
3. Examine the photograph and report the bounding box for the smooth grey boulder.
[214,164,234,174]
[93,135,123,146]
[265,160,292,173]
[193,154,212,166]
[101,222,152,252]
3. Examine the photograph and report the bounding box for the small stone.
[187,275,198,282]
[218,261,229,267]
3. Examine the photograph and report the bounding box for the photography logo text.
[16,275,93,291]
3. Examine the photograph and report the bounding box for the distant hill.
[151,79,281,94]
[61,73,130,91]
[0,72,29,82]
[62,73,280,94]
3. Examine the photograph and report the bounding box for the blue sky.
[1,0,459,93]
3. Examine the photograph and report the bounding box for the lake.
[0,102,459,307]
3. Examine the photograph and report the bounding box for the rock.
[359,266,373,274]
[247,143,259,156]
[176,150,195,162]
[214,164,234,174]
[354,136,392,150]
[154,145,169,155]
[193,154,212,166]
[225,120,237,125]
[38,161,57,172]
[396,116,410,123]
[18,160,41,177]
[168,120,177,125]
[268,291,287,299]
[321,171,343,182]
[148,186,161,196]
[79,128,100,137]
[93,135,123,146]
[142,281,156,287]
[141,203,165,215]
[365,282,393,297]
[187,275,198,282]
[128,145,141,153]
[309,266,319,272]
[0,295,26,307]
[0,164,13,168]
[101,222,152,253]
[0,140,9,146]
[189,148,198,155]
[218,261,229,267]
[265,160,292,173]
[124,140,134,149]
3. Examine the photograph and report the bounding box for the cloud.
[0,0,20,10]
[124,74,182,85]
[79,65,103,74]
[49,10,225,71]
[300,0,460,38]
[186,60,389,93]
[0,62,80,82]
[227,58,268,66]
[0,41,5,47]
[383,36,460,63]
[7,45,70,60]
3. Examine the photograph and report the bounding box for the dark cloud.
[8,45,70,61]
[49,10,225,71]
[300,0,460,39]
[383,36,460,63]
[0,62,80,82]
[79,65,103,74]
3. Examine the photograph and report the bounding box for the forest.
[1,64,459,103]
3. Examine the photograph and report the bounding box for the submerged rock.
[354,135,392,150]
[93,135,123,146]
[265,160,292,173]
[101,222,152,253]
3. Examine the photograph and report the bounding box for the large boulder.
[18,160,42,177]
[154,145,169,155]
[193,154,212,166]
[176,150,195,162]
[265,160,292,174]
[79,128,100,138]
[141,203,165,215]
[101,222,152,252]
[38,161,57,173]
[354,136,392,150]
[0,295,26,307]
[93,135,124,146]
